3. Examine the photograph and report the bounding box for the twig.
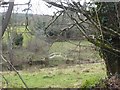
[23,0,33,35]
[44,10,64,36]
[1,55,28,88]
[1,74,9,88]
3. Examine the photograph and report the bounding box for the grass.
[2,26,101,62]
[2,27,105,88]
[50,41,75,53]
[49,40,92,53]
[49,41,101,62]
[2,63,106,88]
[4,40,101,68]
[2,39,101,64]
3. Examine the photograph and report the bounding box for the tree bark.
[1,1,14,37]
[101,35,120,77]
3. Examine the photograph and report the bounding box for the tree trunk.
[2,1,14,37]
[0,26,2,72]
[101,35,120,77]
[7,31,14,71]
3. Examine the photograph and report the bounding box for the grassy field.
[2,27,106,88]
[2,63,106,88]
[50,41,100,61]
[2,39,101,67]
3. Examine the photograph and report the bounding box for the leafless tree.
[43,0,120,77]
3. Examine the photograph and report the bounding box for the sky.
[2,0,119,15]
[1,0,86,15]
[1,0,58,15]
[15,0,58,15]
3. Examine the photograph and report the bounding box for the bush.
[26,37,50,57]
[13,33,23,47]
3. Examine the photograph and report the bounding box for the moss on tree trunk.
[101,35,120,76]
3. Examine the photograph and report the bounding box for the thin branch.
[114,3,120,28]
[69,14,120,54]
[47,1,120,37]
[22,0,33,35]
[44,10,64,36]
[1,74,9,88]
[1,55,28,88]
[94,6,103,40]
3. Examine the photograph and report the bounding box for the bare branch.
[1,55,28,88]
[44,10,64,36]
[1,74,9,88]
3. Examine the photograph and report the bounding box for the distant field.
[2,63,106,88]
[2,37,102,70]
[2,26,105,88]
[50,40,100,61]
[2,40,101,68]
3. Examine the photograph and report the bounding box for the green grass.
[50,41,75,54]
[2,63,106,88]
[49,41,101,61]
[6,40,101,66]
[49,40,92,53]
[2,26,100,61]
[2,27,105,88]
